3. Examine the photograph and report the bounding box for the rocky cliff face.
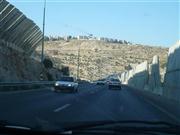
[0,38,69,82]
[35,40,168,81]
[0,40,48,82]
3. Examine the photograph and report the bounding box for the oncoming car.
[108,78,121,90]
[54,76,78,93]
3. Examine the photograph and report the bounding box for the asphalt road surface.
[0,83,177,130]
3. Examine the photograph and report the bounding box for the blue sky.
[8,0,180,47]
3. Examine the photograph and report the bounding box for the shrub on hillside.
[43,58,53,69]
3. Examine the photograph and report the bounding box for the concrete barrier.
[119,41,180,103]
[164,41,180,102]
[148,55,162,95]
[0,81,55,91]
[126,61,149,89]
[120,71,126,83]
[120,57,161,93]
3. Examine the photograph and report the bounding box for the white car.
[54,77,78,93]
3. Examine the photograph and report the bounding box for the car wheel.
[73,88,77,93]
[54,87,58,92]
[52,87,55,91]
[54,89,59,92]
[76,88,78,93]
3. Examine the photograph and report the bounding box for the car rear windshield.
[111,79,120,82]
[60,77,74,82]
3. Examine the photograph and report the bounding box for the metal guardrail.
[0,81,55,86]
[0,81,55,91]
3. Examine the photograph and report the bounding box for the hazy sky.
[8,0,180,47]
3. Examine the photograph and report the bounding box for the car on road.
[54,76,78,93]
[108,78,121,90]
[95,79,106,85]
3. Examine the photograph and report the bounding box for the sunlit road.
[0,83,177,130]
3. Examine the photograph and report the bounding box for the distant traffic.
[53,76,122,93]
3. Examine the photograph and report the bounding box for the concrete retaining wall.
[147,55,162,95]
[120,56,161,94]
[164,41,180,102]
[128,61,149,89]
[120,41,180,102]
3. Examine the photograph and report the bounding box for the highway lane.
[0,83,178,130]
[0,83,102,127]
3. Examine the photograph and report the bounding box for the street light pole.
[41,0,46,63]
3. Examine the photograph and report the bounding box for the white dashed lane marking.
[54,104,71,112]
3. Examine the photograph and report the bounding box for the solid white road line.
[54,104,71,112]
[142,97,180,123]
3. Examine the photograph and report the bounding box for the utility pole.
[97,59,101,78]
[76,44,80,80]
[41,0,46,63]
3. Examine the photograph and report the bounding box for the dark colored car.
[108,78,121,90]
[96,81,105,85]
[95,79,106,85]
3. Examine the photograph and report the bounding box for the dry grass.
[36,39,168,81]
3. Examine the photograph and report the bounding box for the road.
[0,83,177,130]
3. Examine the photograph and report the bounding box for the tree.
[46,72,53,81]
[44,36,50,41]
[118,40,123,44]
[125,64,132,70]
[43,58,53,69]
[124,40,128,44]
[61,66,70,76]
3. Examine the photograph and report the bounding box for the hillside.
[35,40,168,81]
